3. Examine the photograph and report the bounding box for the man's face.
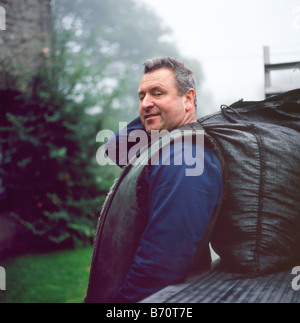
[138,68,189,133]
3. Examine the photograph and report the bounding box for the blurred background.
[145,0,300,114]
[0,0,299,303]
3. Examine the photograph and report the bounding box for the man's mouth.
[144,114,160,121]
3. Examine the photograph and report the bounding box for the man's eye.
[154,92,162,97]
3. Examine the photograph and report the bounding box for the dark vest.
[85,122,223,303]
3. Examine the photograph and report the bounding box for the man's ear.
[183,89,196,112]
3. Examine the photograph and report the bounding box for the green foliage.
[0,23,107,247]
[0,86,103,247]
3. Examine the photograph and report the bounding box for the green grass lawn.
[0,247,93,303]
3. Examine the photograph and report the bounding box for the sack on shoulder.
[199,89,300,275]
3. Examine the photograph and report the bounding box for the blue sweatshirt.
[105,117,223,303]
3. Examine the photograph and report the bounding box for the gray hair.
[143,57,197,109]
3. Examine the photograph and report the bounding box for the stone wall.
[0,0,52,91]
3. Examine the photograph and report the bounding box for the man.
[85,57,223,303]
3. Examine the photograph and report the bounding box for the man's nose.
[141,94,154,110]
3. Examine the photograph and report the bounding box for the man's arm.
[109,143,223,303]
[105,117,148,167]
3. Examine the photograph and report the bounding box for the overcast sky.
[143,0,300,114]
